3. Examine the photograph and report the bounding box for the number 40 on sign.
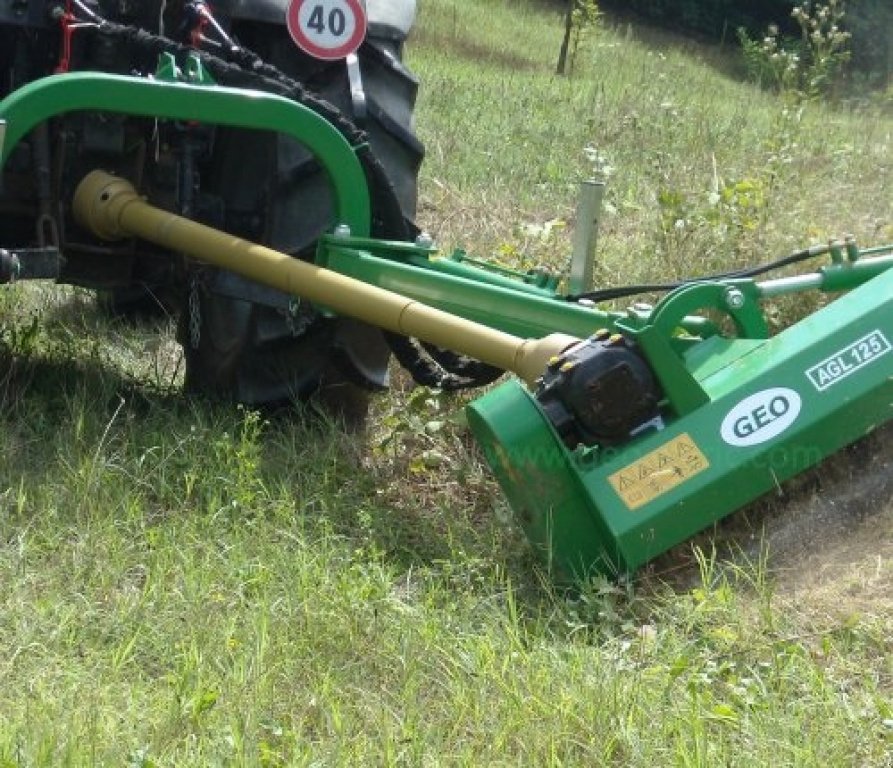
[286,0,368,61]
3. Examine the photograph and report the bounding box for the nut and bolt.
[724,287,746,310]
[415,231,435,249]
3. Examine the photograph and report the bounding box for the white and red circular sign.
[286,0,367,61]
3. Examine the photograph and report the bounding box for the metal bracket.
[154,52,216,85]
[345,53,368,124]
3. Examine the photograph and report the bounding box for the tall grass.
[0,0,891,764]
[411,0,891,296]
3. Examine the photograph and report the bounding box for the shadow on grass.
[410,24,543,72]
[0,348,538,593]
[600,7,750,85]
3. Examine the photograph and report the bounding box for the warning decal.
[608,433,710,511]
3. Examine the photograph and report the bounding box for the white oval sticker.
[720,388,802,447]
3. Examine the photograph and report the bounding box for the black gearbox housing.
[536,332,662,448]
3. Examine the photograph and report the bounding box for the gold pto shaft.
[73,171,579,386]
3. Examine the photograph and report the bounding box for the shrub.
[739,1,851,100]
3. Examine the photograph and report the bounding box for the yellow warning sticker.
[608,433,710,511]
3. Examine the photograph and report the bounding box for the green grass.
[411,0,892,296]
[1,0,893,764]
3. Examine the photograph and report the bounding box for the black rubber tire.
[179,24,423,409]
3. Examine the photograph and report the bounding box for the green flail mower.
[2,8,892,583]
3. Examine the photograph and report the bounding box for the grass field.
[1,0,893,764]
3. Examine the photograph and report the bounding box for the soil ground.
[767,424,893,620]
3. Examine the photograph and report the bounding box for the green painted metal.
[5,66,893,587]
[468,257,893,581]
[616,280,767,416]
[319,239,719,342]
[317,239,893,372]
[321,242,617,339]
[0,71,371,236]
[319,236,563,299]
[444,249,562,292]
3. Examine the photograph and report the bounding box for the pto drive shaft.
[73,172,579,385]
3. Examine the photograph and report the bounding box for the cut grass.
[1,0,892,764]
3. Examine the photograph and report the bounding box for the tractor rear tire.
[180,24,423,409]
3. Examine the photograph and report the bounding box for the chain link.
[285,298,299,337]
[287,297,320,338]
[188,275,201,349]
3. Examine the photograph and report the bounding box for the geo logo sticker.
[720,388,801,447]
[805,329,891,392]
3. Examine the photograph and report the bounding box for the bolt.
[415,231,435,249]
[577,298,596,308]
[333,224,351,238]
[724,287,746,310]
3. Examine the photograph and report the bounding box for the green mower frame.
[3,63,892,582]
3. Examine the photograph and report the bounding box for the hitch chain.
[188,275,201,349]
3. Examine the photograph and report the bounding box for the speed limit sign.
[286,0,368,61]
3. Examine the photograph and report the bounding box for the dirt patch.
[645,424,893,620]
[765,424,893,620]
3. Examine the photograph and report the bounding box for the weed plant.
[0,0,892,763]
[739,0,852,100]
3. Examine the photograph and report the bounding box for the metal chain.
[188,275,201,349]
[285,298,300,337]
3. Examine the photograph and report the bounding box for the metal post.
[569,179,605,296]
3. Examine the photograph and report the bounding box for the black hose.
[570,245,827,303]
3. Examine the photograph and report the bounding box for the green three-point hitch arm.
[3,64,892,582]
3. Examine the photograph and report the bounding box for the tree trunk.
[556,0,575,75]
